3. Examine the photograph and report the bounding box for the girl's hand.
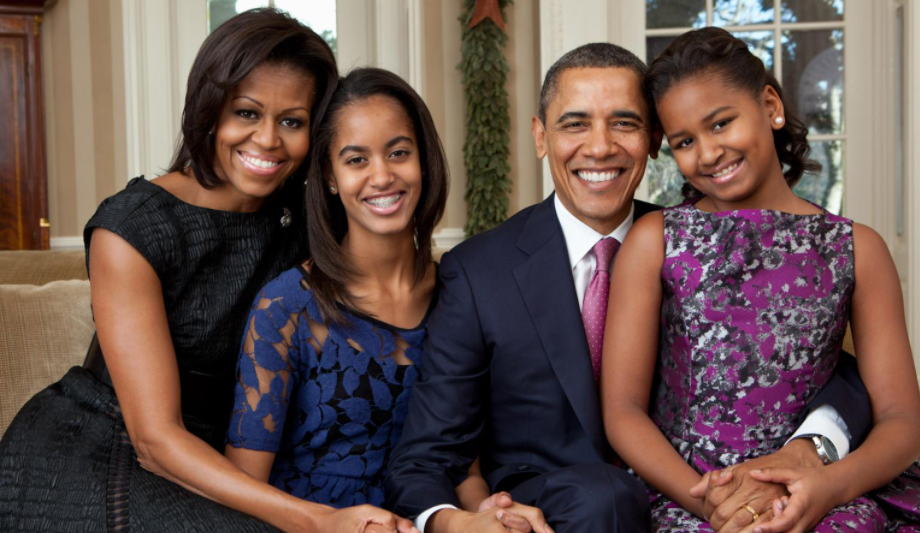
[745,467,842,533]
[318,505,419,533]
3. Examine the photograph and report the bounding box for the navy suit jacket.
[385,194,870,518]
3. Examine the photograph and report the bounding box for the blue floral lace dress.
[226,265,433,508]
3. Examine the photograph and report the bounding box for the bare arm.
[752,223,920,533]
[819,224,920,497]
[456,458,490,511]
[90,228,413,533]
[601,212,706,517]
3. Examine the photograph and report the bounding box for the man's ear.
[649,124,664,160]
[532,115,547,159]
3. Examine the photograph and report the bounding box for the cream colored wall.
[42,0,126,246]
[422,0,541,237]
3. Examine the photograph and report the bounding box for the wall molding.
[50,236,84,250]
[433,227,465,251]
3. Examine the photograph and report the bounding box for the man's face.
[532,67,658,234]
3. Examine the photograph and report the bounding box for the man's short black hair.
[538,42,648,123]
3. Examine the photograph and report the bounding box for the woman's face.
[328,95,422,239]
[212,63,314,211]
[656,74,785,206]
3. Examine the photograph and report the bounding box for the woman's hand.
[317,504,418,533]
[743,467,842,533]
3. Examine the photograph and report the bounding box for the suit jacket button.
[518,465,528,471]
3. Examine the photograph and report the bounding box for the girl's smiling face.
[656,74,788,209]
[327,94,422,239]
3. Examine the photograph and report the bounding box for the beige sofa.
[0,250,94,436]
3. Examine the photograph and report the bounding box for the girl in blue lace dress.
[603,28,920,533]
[224,68,449,532]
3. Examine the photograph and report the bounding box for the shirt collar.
[554,194,635,271]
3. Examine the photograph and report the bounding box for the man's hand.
[477,492,555,533]
[688,439,822,532]
[428,507,531,533]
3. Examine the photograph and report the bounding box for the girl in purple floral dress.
[603,28,920,533]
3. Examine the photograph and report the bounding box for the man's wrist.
[782,436,824,468]
[427,508,472,533]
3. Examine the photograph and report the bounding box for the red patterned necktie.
[582,237,621,381]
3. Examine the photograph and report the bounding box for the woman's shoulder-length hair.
[168,7,338,189]
[306,67,449,324]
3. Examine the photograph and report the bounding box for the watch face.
[821,436,840,462]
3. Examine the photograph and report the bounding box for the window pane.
[646,141,687,208]
[733,30,775,73]
[208,0,270,33]
[781,29,844,135]
[793,140,844,214]
[646,36,678,64]
[713,0,774,27]
[781,0,844,23]
[647,0,706,29]
[275,0,337,56]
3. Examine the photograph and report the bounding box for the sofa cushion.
[0,280,94,435]
[0,250,88,285]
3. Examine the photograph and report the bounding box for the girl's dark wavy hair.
[167,8,338,189]
[644,27,820,199]
[305,68,449,324]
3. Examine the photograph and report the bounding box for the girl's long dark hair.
[644,27,821,199]
[168,8,338,189]
[306,68,449,324]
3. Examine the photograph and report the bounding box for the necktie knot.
[593,237,620,274]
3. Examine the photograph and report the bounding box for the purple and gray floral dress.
[649,203,920,532]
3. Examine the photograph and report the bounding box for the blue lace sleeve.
[227,285,304,451]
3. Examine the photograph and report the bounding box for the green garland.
[458,0,513,237]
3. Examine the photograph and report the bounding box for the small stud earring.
[329,185,336,193]
[774,117,784,125]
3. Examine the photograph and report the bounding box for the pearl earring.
[329,185,336,193]
[774,117,784,125]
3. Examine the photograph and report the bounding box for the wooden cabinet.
[0,1,47,250]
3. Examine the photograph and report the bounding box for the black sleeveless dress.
[0,177,306,532]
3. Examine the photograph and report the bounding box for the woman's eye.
[235,109,258,120]
[281,117,304,129]
[713,119,731,131]
[346,156,367,165]
[390,149,410,158]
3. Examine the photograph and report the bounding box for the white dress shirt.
[414,197,849,532]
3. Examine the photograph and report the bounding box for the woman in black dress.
[0,9,412,533]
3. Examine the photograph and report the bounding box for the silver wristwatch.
[798,434,840,465]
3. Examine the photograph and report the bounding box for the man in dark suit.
[386,43,869,533]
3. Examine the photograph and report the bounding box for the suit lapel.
[512,195,609,460]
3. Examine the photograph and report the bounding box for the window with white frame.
[207,0,337,56]
[644,0,845,214]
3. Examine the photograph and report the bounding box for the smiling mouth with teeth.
[706,159,742,178]
[240,153,282,169]
[577,170,622,182]
[366,193,402,207]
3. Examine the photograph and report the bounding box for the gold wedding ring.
[742,504,760,522]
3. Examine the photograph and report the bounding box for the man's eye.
[565,122,587,128]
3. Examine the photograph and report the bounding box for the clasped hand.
[688,441,838,533]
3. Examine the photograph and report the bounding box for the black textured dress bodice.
[83,176,307,446]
